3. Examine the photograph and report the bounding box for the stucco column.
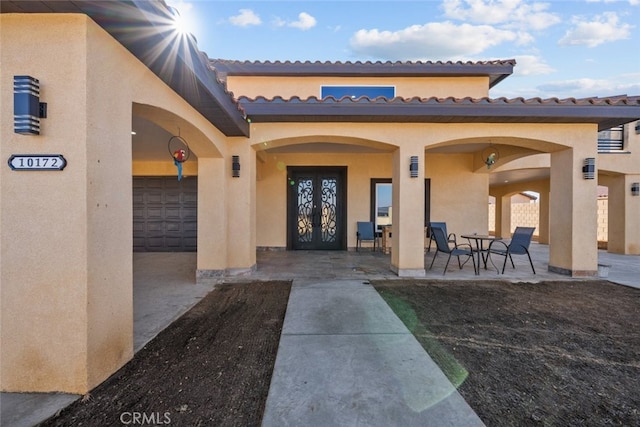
[605,174,640,254]
[391,147,426,277]
[1,14,134,393]
[196,157,227,279]
[498,194,512,238]
[225,145,257,274]
[537,183,550,244]
[549,147,598,276]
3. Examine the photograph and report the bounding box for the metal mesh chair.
[488,226,536,274]
[428,226,475,275]
[427,221,457,252]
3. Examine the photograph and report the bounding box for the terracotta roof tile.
[238,95,640,106]
[210,59,516,88]
[237,95,640,131]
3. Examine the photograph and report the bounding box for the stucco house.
[2,1,639,394]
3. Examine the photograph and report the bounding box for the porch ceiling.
[488,168,550,187]
[132,117,201,162]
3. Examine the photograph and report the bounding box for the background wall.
[488,198,609,242]
[256,150,491,249]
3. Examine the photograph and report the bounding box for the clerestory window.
[321,86,395,99]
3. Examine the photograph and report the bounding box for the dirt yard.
[38,281,291,427]
[37,278,639,426]
[372,279,640,426]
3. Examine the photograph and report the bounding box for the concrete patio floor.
[2,243,639,426]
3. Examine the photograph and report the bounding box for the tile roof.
[211,59,515,88]
[238,95,640,131]
[4,2,639,135]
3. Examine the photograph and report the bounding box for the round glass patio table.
[460,234,501,274]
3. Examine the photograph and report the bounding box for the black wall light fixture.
[582,158,596,180]
[232,155,240,177]
[14,75,45,135]
[632,182,640,196]
[409,156,419,178]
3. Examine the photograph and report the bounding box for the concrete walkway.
[2,244,639,426]
[261,278,483,426]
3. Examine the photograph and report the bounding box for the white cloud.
[442,0,561,30]
[288,12,317,30]
[537,73,640,98]
[512,55,555,76]
[273,12,317,30]
[558,12,633,47]
[229,9,262,27]
[586,0,639,5]
[349,21,517,61]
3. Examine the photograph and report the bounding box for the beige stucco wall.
[1,14,133,393]
[1,13,231,393]
[225,75,490,99]
[256,152,393,248]
[427,153,489,236]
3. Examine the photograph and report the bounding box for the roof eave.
[211,59,515,88]
[240,101,640,131]
[2,0,249,137]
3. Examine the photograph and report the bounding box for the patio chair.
[428,226,476,275]
[427,221,457,252]
[487,226,536,274]
[356,221,377,252]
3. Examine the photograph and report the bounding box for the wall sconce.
[409,156,419,178]
[232,155,240,177]
[582,158,596,179]
[632,183,640,196]
[14,75,45,135]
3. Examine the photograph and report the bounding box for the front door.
[287,166,347,250]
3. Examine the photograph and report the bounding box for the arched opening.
[130,104,222,351]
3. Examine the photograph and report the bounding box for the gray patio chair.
[356,221,377,252]
[429,226,476,275]
[487,226,536,274]
[427,221,457,252]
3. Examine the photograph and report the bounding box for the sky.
[166,0,640,99]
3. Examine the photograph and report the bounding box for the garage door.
[133,177,197,252]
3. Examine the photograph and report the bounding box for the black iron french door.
[287,167,347,250]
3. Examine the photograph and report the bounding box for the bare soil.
[372,279,640,426]
[36,278,640,426]
[38,281,291,427]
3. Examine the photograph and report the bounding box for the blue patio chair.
[356,221,377,252]
[427,221,457,252]
[428,226,476,275]
[487,226,536,274]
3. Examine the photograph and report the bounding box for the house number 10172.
[8,155,67,171]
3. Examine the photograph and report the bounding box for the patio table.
[461,234,500,275]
